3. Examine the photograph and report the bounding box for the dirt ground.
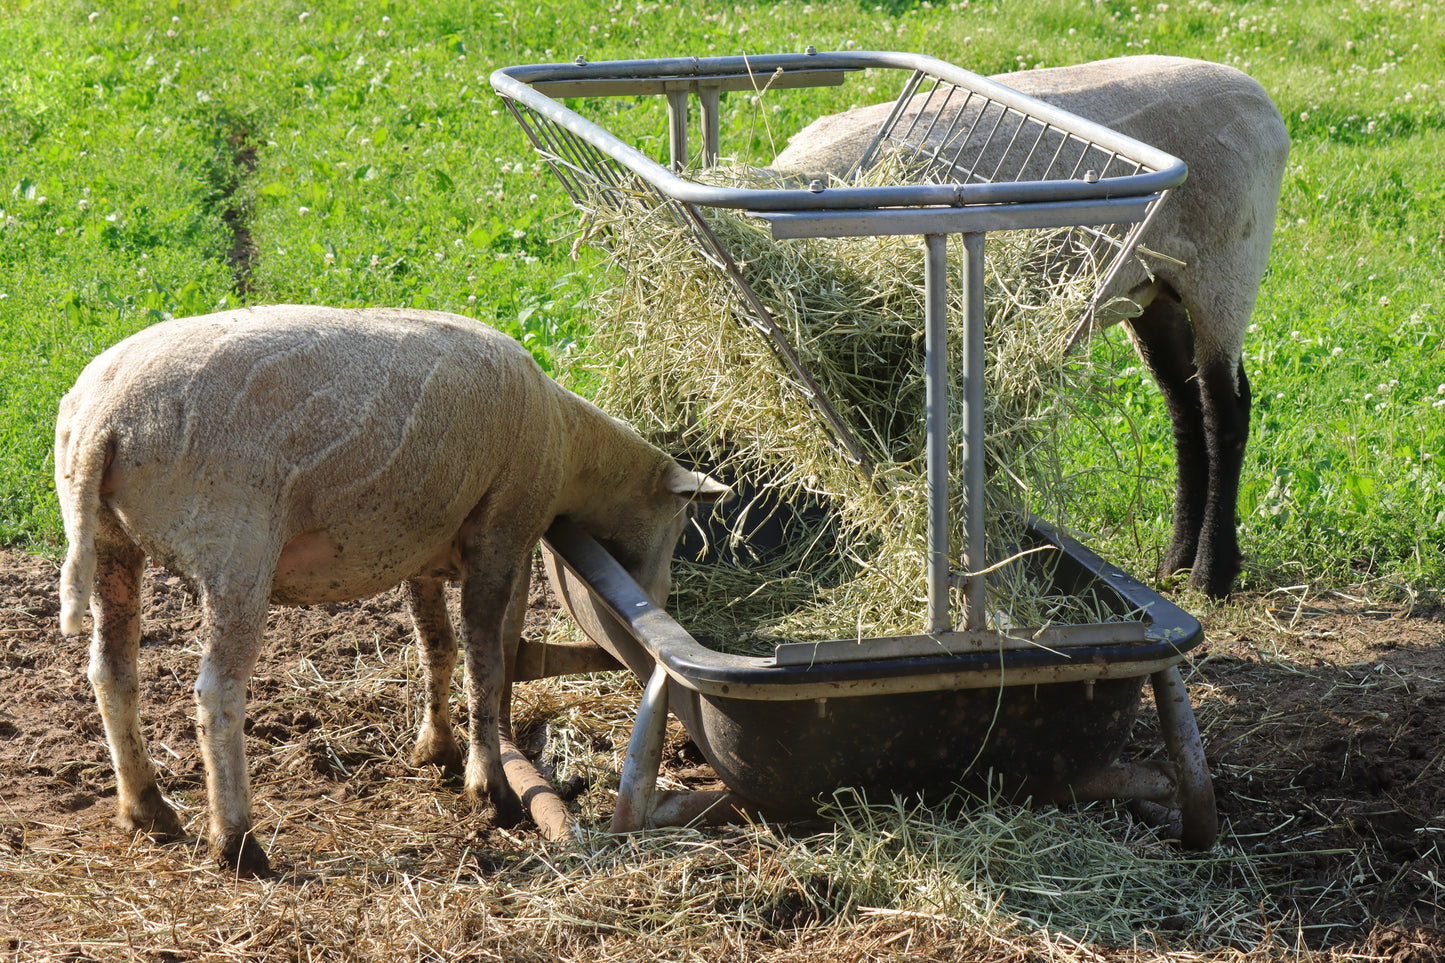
[2,545,1442,958]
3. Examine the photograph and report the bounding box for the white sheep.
[55,304,726,875]
[772,55,1290,597]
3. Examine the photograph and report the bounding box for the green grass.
[1,0,1441,595]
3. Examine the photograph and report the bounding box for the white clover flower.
[1331,346,1344,357]
[298,206,310,215]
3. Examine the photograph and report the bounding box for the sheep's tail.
[55,423,112,637]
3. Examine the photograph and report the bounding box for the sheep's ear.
[666,466,730,504]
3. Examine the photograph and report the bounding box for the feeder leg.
[924,232,951,634]
[611,663,670,832]
[666,91,689,172]
[698,85,721,168]
[1151,664,1218,849]
[959,231,988,631]
[650,790,756,827]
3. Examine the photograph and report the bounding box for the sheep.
[55,304,726,876]
[771,55,1290,597]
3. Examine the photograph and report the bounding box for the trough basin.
[540,515,1214,844]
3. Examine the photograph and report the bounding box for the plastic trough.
[539,515,1217,849]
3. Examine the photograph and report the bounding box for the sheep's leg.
[498,565,528,735]
[1127,293,1210,582]
[457,564,527,829]
[194,582,270,876]
[405,577,463,773]
[88,530,184,840]
[1191,358,1250,598]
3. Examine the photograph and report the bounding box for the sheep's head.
[596,462,728,609]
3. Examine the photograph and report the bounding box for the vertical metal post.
[960,232,987,630]
[610,663,671,832]
[699,85,721,169]
[666,90,689,171]
[1151,665,1219,849]
[923,233,951,634]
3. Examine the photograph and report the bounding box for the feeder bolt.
[808,179,825,193]
[1084,679,1095,701]
[815,698,828,718]
[574,55,588,66]
[1083,169,1100,183]
[804,44,818,55]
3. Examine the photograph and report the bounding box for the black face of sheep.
[771,56,1290,597]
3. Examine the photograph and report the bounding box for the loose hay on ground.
[5,555,1436,960]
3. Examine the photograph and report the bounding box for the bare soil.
[1,545,1442,959]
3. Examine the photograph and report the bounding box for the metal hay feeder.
[492,50,1216,847]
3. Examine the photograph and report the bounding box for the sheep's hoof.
[1158,546,1197,586]
[461,786,525,830]
[214,832,272,878]
[116,786,185,840]
[1187,569,1235,600]
[411,740,465,777]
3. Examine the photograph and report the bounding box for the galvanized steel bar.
[699,85,721,167]
[960,231,988,631]
[924,233,952,634]
[610,662,672,832]
[667,90,689,171]
[759,195,1157,239]
[490,52,1186,212]
[1151,665,1219,848]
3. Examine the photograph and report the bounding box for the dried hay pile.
[576,162,1142,654]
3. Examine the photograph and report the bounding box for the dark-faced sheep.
[55,305,726,875]
[772,55,1289,597]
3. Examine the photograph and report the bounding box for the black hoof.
[215,832,272,878]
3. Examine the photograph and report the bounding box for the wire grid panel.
[492,52,1185,479]
[854,69,1169,309]
[500,94,882,477]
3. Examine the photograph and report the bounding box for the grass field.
[1,0,1441,593]
[1,0,1442,959]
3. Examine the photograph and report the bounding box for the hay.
[575,159,1144,654]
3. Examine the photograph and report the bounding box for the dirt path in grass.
[1,545,1441,958]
